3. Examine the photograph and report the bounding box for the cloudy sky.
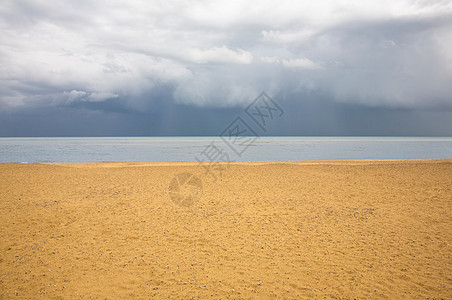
[1,0,452,136]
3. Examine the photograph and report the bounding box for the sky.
[1,0,452,136]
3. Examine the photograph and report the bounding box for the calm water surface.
[0,137,451,163]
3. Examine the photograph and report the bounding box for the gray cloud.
[0,0,452,136]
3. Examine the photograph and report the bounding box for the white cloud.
[64,90,87,103]
[261,29,315,44]
[184,46,253,64]
[282,58,321,70]
[260,56,281,64]
[86,92,119,102]
[260,56,322,70]
[0,0,451,111]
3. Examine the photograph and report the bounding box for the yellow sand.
[0,160,451,298]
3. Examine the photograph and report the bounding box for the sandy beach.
[0,159,451,298]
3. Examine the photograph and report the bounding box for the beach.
[0,159,451,298]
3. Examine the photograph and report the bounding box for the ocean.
[0,137,451,163]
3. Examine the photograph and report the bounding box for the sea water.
[0,137,451,163]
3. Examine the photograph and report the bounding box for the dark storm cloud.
[2,91,451,137]
[0,0,451,136]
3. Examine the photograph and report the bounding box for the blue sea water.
[0,137,451,163]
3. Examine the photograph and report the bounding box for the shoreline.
[2,157,451,166]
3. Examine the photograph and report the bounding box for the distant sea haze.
[0,137,451,163]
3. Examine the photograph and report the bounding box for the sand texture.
[0,160,451,298]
